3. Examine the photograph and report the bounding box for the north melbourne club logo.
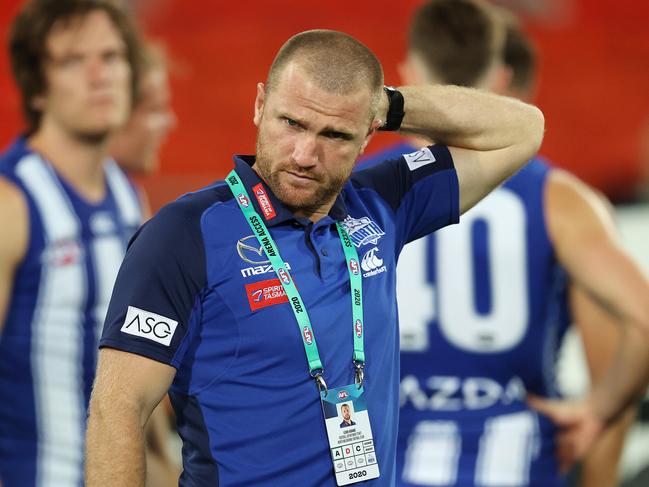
[403,147,437,171]
[341,215,385,248]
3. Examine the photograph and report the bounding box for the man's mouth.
[283,170,318,183]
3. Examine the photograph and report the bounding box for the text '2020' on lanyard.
[226,169,365,392]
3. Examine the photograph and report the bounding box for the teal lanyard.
[226,170,365,390]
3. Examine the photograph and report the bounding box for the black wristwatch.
[378,86,405,132]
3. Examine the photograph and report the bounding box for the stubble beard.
[255,131,352,216]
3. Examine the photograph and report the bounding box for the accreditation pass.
[321,384,380,485]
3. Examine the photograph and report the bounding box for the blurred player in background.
[110,40,181,486]
[359,0,649,485]
[0,1,149,486]
[502,12,638,487]
[110,41,176,177]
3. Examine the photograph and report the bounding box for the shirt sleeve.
[352,144,460,249]
[99,196,209,368]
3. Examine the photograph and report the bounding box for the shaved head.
[266,29,384,117]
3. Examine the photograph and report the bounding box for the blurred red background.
[2,0,649,210]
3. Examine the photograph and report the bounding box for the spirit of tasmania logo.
[245,278,288,311]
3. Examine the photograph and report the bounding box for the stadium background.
[1,0,649,209]
[1,0,648,483]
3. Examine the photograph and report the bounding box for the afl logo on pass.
[355,319,363,338]
[303,326,313,345]
[237,193,250,207]
[338,390,349,399]
[278,267,291,284]
[120,306,178,346]
[349,258,360,275]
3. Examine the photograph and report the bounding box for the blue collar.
[232,155,349,226]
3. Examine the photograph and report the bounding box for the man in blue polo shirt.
[84,29,550,486]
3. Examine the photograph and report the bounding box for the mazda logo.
[236,235,269,264]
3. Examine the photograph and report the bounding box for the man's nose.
[87,58,110,86]
[291,134,318,167]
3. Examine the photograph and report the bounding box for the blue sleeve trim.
[351,144,455,212]
[99,188,224,365]
[99,339,182,368]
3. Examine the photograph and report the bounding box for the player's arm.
[132,186,181,484]
[86,348,176,487]
[0,176,29,331]
[529,170,649,469]
[572,287,637,487]
[145,399,181,487]
[382,85,544,212]
[86,196,208,485]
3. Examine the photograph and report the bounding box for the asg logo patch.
[355,319,363,338]
[303,326,313,345]
[120,306,178,346]
[237,193,250,207]
[338,390,349,399]
[349,259,360,275]
[278,267,291,284]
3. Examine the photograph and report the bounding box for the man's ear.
[359,123,380,156]
[31,93,45,112]
[253,83,266,127]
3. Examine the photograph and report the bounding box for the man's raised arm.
[380,85,545,212]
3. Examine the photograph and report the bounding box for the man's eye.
[285,118,299,127]
[324,131,351,141]
[57,55,83,68]
[103,51,121,63]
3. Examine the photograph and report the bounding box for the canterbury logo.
[361,247,383,272]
